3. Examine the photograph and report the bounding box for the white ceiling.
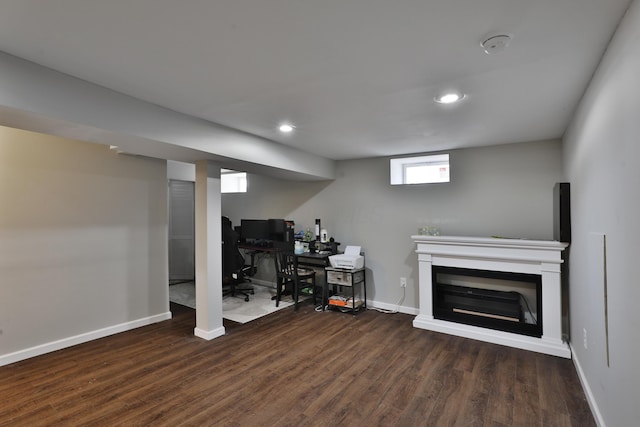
[0,0,632,161]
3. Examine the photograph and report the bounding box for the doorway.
[168,180,195,284]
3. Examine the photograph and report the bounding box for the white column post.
[413,252,434,328]
[193,160,225,340]
[541,262,563,344]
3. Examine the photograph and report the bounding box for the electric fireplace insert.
[432,266,542,337]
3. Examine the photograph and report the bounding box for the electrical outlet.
[0,329,3,335]
[400,277,407,288]
[583,328,588,349]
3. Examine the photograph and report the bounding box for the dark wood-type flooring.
[0,301,594,426]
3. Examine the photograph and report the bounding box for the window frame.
[390,154,450,185]
[221,169,247,193]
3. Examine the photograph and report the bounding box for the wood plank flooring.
[0,302,594,426]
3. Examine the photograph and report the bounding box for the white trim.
[367,299,419,315]
[194,326,226,340]
[236,282,420,315]
[0,312,172,367]
[390,154,450,185]
[571,343,605,427]
[413,315,571,358]
[221,170,247,193]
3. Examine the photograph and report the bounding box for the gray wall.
[223,139,563,312]
[0,51,335,181]
[0,126,169,360]
[563,0,640,425]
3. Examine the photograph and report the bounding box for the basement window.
[221,169,247,193]
[390,154,450,185]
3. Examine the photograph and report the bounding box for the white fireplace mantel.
[412,235,570,358]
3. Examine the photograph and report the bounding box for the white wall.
[223,139,563,312]
[0,126,169,364]
[563,0,640,425]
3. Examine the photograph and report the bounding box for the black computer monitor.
[268,219,286,240]
[270,218,298,242]
[240,219,270,241]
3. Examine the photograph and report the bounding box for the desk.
[238,243,333,271]
[237,244,332,304]
[296,251,332,268]
[238,243,279,276]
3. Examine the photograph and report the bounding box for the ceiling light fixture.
[279,123,295,133]
[481,34,511,55]
[434,91,465,104]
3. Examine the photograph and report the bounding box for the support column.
[193,160,225,340]
[413,253,434,328]
[541,262,563,343]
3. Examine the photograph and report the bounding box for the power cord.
[370,286,405,314]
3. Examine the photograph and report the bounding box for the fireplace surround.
[412,235,570,358]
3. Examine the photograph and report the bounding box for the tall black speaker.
[553,182,571,243]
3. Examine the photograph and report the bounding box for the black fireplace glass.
[432,266,542,338]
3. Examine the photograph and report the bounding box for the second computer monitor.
[240,218,291,243]
[240,219,270,242]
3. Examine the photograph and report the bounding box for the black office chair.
[222,216,254,301]
[274,249,316,310]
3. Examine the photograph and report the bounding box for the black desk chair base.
[223,276,254,302]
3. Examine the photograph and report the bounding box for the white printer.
[329,245,365,269]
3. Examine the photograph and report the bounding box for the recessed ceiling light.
[279,123,295,133]
[434,91,465,104]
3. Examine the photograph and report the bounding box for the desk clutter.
[294,240,339,255]
[234,217,340,254]
[327,295,364,310]
[328,245,364,269]
[229,216,367,314]
[325,246,366,314]
[325,266,367,314]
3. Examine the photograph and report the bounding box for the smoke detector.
[481,34,511,54]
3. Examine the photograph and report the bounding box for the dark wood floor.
[0,302,594,427]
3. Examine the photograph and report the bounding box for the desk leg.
[274,255,280,306]
[275,276,282,307]
[243,250,257,277]
[322,276,327,311]
[363,274,367,309]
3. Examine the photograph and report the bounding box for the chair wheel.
[245,296,250,302]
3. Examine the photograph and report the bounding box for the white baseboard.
[194,326,226,340]
[0,311,172,367]
[250,280,420,316]
[367,299,419,315]
[570,343,605,427]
